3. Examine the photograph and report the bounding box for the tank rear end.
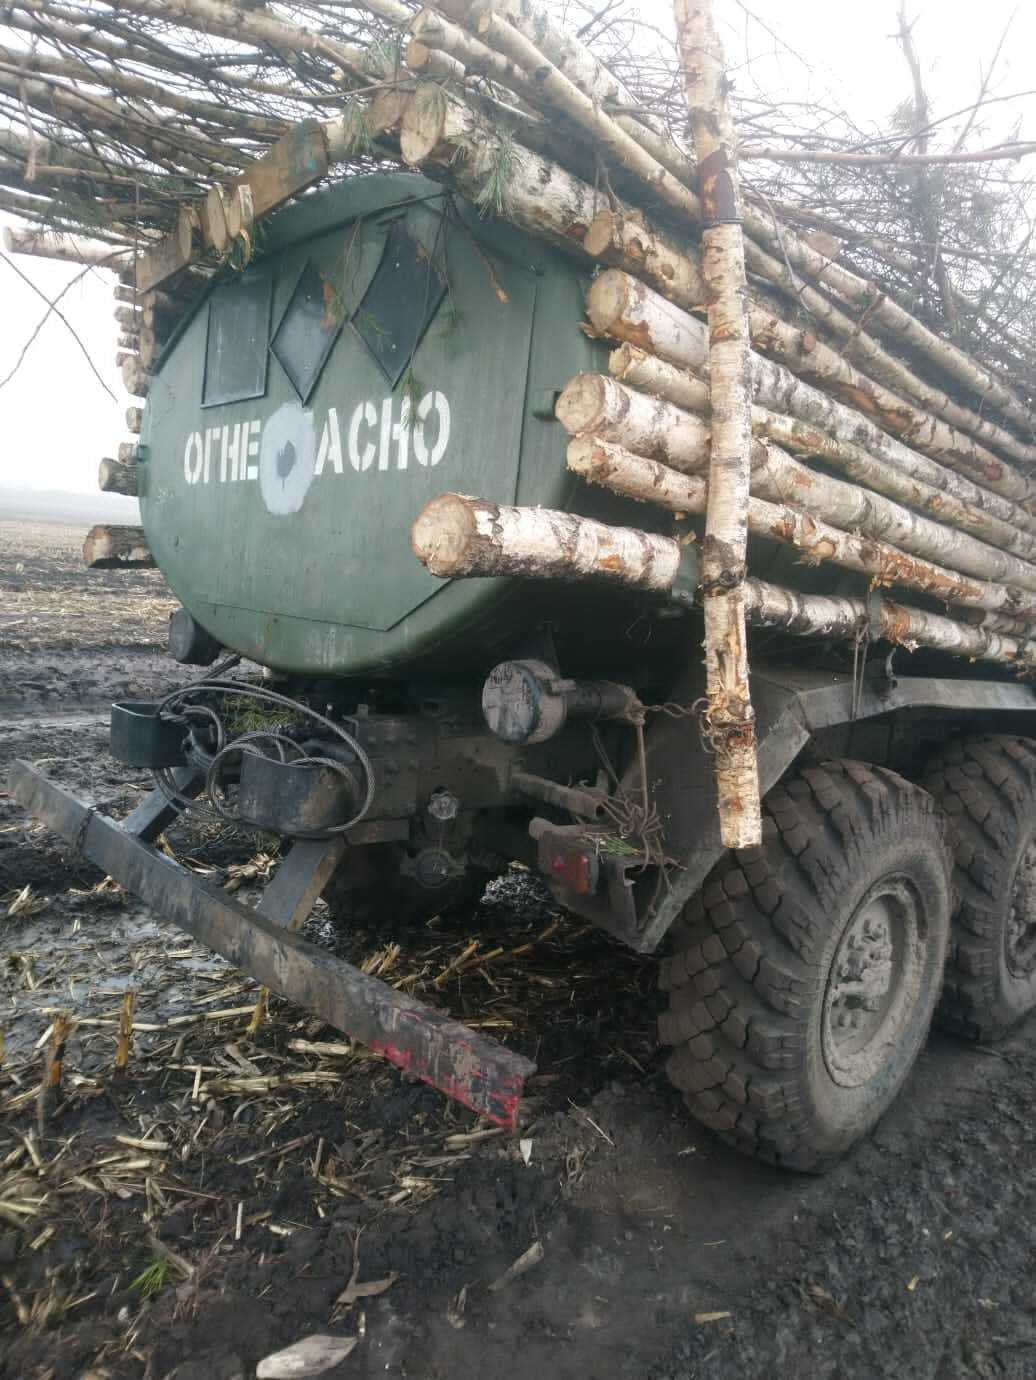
[137,172,676,681]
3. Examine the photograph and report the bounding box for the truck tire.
[923,735,1036,1040]
[658,760,951,1171]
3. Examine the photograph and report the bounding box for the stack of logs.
[7,0,1036,840]
[102,271,203,501]
[85,263,205,568]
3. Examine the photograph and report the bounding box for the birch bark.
[567,437,1036,618]
[675,0,760,848]
[411,494,681,589]
[588,270,1036,529]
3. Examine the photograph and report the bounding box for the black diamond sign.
[353,223,447,386]
[271,260,345,403]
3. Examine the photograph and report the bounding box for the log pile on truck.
[5,0,1036,1170]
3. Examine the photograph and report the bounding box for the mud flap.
[8,761,534,1128]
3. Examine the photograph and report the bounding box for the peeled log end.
[400,96,449,166]
[566,435,600,481]
[98,458,139,497]
[405,38,436,70]
[83,525,155,569]
[583,209,623,259]
[121,357,152,398]
[555,373,609,435]
[586,268,634,336]
[411,493,479,577]
[363,88,410,138]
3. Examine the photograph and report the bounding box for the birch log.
[465,0,699,187]
[744,580,1036,672]
[742,233,1036,470]
[740,206,1036,445]
[3,225,130,267]
[411,493,682,589]
[380,89,607,250]
[754,407,1036,564]
[472,12,702,224]
[414,490,1036,674]
[468,0,638,110]
[559,380,1036,591]
[587,270,1036,527]
[121,358,152,398]
[398,87,569,182]
[675,0,760,849]
[608,339,1036,553]
[958,608,1036,638]
[403,39,467,83]
[747,299,1033,498]
[408,9,541,106]
[557,373,713,472]
[464,0,1036,445]
[591,349,1036,569]
[568,438,1036,619]
[585,210,707,307]
[585,210,1036,472]
[586,236,1035,507]
[609,344,711,414]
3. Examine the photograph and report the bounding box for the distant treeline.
[0,487,140,528]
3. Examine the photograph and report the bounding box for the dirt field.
[0,521,178,709]
[3,517,1036,1380]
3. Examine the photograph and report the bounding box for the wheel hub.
[822,880,922,1089]
[1007,837,1036,977]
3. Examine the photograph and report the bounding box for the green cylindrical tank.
[139,172,671,679]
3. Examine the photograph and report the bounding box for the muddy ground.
[3,518,1036,1380]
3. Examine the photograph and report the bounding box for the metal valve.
[481,659,639,744]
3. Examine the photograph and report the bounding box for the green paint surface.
[140,173,608,677]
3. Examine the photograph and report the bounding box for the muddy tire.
[923,735,1036,1041]
[659,761,951,1171]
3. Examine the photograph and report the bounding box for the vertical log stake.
[675,0,762,848]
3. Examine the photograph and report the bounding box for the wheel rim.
[1006,837,1036,978]
[821,878,924,1089]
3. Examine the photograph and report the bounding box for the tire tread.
[660,760,950,1170]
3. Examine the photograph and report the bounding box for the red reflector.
[545,846,593,894]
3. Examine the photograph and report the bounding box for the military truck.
[12,173,1036,1171]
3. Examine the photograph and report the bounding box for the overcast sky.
[0,0,1032,496]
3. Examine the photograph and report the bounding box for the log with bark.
[606,339,1036,552]
[567,437,1036,620]
[410,498,1036,674]
[586,257,1036,507]
[411,493,683,590]
[743,581,1036,672]
[557,376,1036,592]
[673,0,760,847]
